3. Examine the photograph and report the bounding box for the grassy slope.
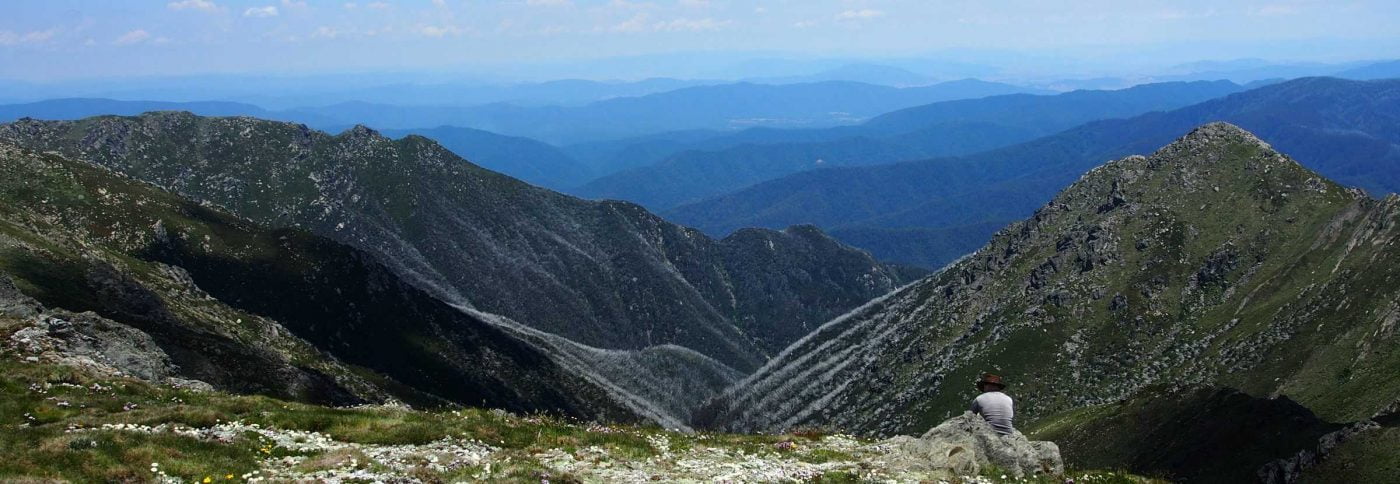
[0,142,635,419]
[711,125,1400,484]
[1299,426,1400,483]
[0,315,1160,483]
[0,331,647,482]
[1028,388,1399,484]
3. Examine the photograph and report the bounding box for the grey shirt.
[970,391,1015,435]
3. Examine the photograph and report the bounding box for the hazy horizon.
[3,1,1400,83]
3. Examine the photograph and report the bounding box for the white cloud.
[679,0,709,7]
[535,24,571,35]
[610,13,651,32]
[418,24,464,37]
[607,0,653,10]
[1252,4,1302,16]
[605,13,731,33]
[167,0,222,13]
[281,0,309,9]
[0,29,58,46]
[835,9,884,20]
[431,0,447,6]
[343,2,357,9]
[526,0,572,5]
[366,1,391,9]
[312,26,342,39]
[653,17,731,32]
[244,6,279,17]
[114,29,152,45]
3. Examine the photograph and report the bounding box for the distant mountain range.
[256,77,722,109]
[0,76,722,110]
[702,123,1400,480]
[0,100,598,191]
[279,79,1044,144]
[744,63,941,87]
[1335,59,1400,80]
[0,98,331,125]
[380,126,595,190]
[668,77,1400,268]
[0,78,1049,186]
[1156,59,1367,83]
[573,80,1244,209]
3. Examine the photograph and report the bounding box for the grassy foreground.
[1,315,1158,483]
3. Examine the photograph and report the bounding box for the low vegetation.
[2,311,1160,482]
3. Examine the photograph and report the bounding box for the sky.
[2,0,1400,81]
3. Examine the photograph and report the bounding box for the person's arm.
[969,397,981,414]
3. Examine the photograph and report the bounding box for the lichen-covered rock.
[882,412,1063,478]
[8,309,179,382]
[0,273,41,318]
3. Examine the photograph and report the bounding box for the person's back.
[970,373,1015,435]
[970,391,1015,435]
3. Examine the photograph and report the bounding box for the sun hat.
[977,373,1006,389]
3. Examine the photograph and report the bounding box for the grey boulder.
[883,412,1064,478]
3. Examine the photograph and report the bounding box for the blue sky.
[3,0,1399,81]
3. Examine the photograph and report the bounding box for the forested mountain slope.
[575,81,1243,209]
[669,77,1400,268]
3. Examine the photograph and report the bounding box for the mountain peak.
[1066,122,1346,213]
[342,124,384,140]
[1156,121,1273,157]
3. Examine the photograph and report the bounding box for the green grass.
[0,317,783,482]
[1298,426,1400,484]
[794,448,854,464]
[0,337,1166,482]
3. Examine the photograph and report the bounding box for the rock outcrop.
[11,311,178,382]
[882,413,1063,478]
[1258,420,1382,484]
[0,273,40,318]
[2,273,208,389]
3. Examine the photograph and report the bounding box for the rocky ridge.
[0,112,915,376]
[707,123,1400,438]
[0,142,648,420]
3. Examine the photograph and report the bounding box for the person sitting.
[970,373,1014,435]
